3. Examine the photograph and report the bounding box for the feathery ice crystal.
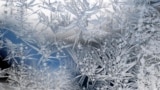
[0,0,160,90]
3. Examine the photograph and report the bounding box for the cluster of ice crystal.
[0,0,160,90]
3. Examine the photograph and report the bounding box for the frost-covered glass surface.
[0,0,160,90]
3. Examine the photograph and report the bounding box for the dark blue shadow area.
[0,47,10,82]
[0,28,61,70]
[0,47,11,69]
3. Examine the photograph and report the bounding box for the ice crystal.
[0,0,160,90]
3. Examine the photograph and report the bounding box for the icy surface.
[0,0,160,90]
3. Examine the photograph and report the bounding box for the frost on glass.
[0,0,160,90]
